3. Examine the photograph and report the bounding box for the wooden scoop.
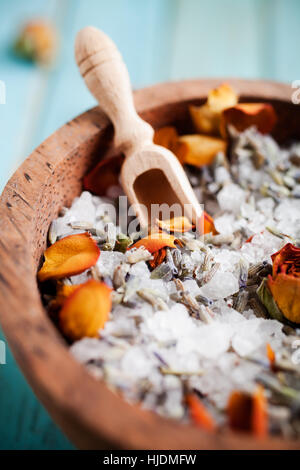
[75,26,202,228]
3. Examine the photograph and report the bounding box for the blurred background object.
[14,19,57,64]
[0,0,299,450]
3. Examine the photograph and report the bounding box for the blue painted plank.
[31,0,178,150]
[170,0,300,83]
[0,329,74,449]
[170,0,264,80]
[270,0,300,82]
[0,0,61,190]
[0,0,75,450]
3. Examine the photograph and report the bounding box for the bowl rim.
[0,78,298,450]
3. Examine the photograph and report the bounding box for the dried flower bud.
[14,20,57,64]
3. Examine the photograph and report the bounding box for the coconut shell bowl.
[0,78,299,450]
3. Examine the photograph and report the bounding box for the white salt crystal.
[121,346,154,379]
[231,317,284,357]
[143,278,168,293]
[182,279,202,297]
[70,338,103,363]
[69,271,90,284]
[96,251,125,278]
[212,249,242,275]
[199,271,239,299]
[214,213,236,235]
[178,322,232,359]
[142,304,194,343]
[103,317,137,337]
[163,389,184,419]
[68,191,96,225]
[217,183,246,214]
[215,166,231,185]
[126,247,152,264]
[239,160,264,190]
[275,199,300,238]
[129,261,150,278]
[241,230,283,265]
[257,197,275,217]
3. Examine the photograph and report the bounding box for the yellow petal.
[156,216,194,233]
[130,233,177,253]
[268,273,300,323]
[153,126,178,152]
[190,83,238,135]
[38,232,100,282]
[175,134,227,167]
[59,280,112,341]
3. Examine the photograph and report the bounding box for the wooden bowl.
[0,79,299,450]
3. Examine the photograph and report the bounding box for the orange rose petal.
[190,83,238,136]
[83,155,124,197]
[268,273,300,324]
[198,211,218,235]
[186,393,216,432]
[38,232,100,282]
[207,83,238,111]
[266,243,300,323]
[270,243,300,277]
[175,134,227,167]
[227,390,253,432]
[156,216,195,233]
[251,385,268,438]
[148,248,167,269]
[227,388,268,437]
[222,102,277,135]
[55,283,81,305]
[59,279,112,341]
[130,233,177,253]
[153,126,178,152]
[47,284,82,320]
[266,343,276,369]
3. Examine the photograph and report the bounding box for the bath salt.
[199,272,239,299]
[42,125,300,438]
[217,183,247,213]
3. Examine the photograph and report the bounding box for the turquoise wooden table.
[0,0,299,450]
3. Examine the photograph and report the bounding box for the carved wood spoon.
[75,26,201,228]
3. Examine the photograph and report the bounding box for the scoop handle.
[75,26,154,155]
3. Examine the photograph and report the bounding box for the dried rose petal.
[199,211,218,235]
[59,279,112,341]
[129,233,177,253]
[175,134,227,167]
[227,387,268,437]
[227,390,253,432]
[153,126,178,152]
[190,83,238,136]
[221,103,277,136]
[266,343,276,369]
[257,244,300,324]
[148,248,167,269]
[156,216,194,233]
[83,155,124,197]
[186,393,216,432]
[251,385,268,438]
[38,232,100,282]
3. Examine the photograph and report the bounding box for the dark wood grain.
[0,79,299,450]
